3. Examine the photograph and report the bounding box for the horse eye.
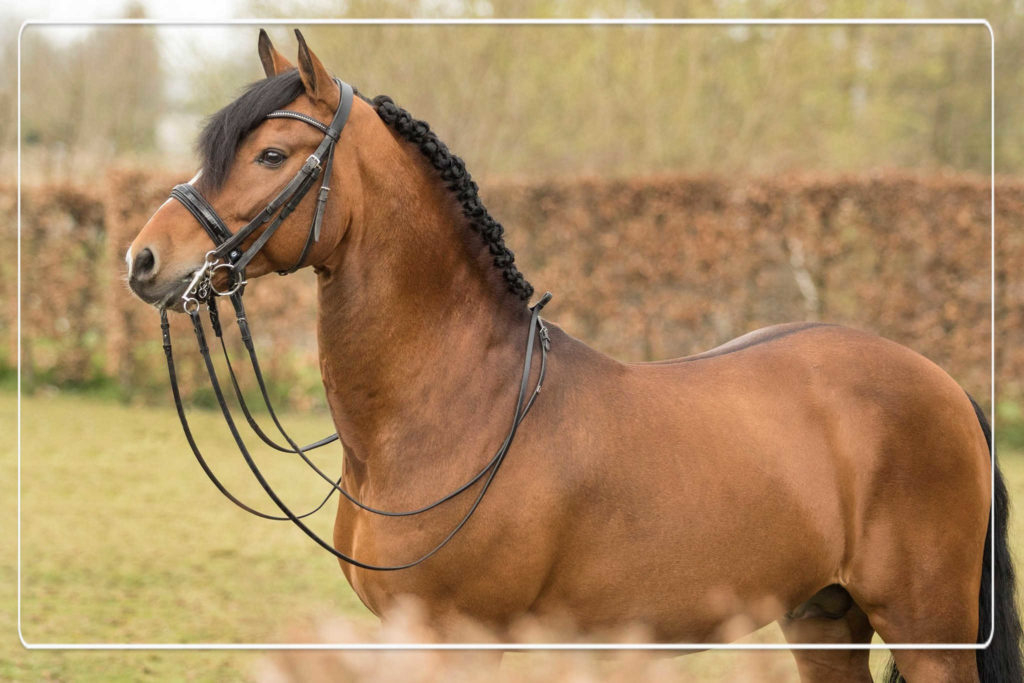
[257,149,286,167]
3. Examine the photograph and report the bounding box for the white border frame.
[17,17,997,651]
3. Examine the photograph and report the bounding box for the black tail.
[886,395,1022,682]
[970,396,1024,682]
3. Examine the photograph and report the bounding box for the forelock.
[196,69,306,192]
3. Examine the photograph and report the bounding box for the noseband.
[157,77,553,571]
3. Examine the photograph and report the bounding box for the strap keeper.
[160,309,172,351]
[208,302,223,338]
[532,291,553,312]
[190,311,209,354]
[302,154,321,174]
[313,210,325,242]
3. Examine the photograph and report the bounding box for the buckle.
[302,154,322,174]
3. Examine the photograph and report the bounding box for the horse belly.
[532,420,845,642]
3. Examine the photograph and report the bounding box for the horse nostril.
[134,247,156,279]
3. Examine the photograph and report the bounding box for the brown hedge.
[6,169,1018,411]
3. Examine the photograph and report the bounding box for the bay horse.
[126,30,1021,682]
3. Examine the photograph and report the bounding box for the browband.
[265,110,333,136]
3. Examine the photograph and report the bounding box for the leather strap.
[170,184,234,247]
[162,292,553,570]
[160,308,338,520]
[209,297,339,454]
[216,291,547,517]
[265,110,332,135]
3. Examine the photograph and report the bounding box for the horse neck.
[314,140,531,491]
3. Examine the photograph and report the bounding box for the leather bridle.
[171,78,355,310]
[158,77,553,571]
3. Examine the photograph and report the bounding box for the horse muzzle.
[126,245,201,311]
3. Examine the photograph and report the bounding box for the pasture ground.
[3,391,1022,681]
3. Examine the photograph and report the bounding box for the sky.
[9,0,248,25]
[10,0,249,53]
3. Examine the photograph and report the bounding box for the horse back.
[514,322,990,639]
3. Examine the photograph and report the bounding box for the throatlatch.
[158,76,554,570]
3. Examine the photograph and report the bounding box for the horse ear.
[294,29,338,107]
[258,29,294,77]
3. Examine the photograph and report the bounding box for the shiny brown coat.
[127,31,1004,683]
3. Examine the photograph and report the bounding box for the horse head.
[127,30,379,309]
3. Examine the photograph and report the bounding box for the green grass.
[4,391,375,681]
[998,400,1024,452]
[3,391,1023,681]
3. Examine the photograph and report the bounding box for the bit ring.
[209,263,246,297]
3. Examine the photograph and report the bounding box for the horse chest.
[336,515,544,630]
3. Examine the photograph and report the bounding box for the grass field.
[3,390,1023,681]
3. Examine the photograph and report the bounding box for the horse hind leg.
[787,580,981,682]
[778,584,874,682]
[865,589,981,683]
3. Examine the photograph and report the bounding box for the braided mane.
[370,95,534,301]
[197,71,533,301]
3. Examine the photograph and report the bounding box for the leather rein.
[159,78,552,571]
